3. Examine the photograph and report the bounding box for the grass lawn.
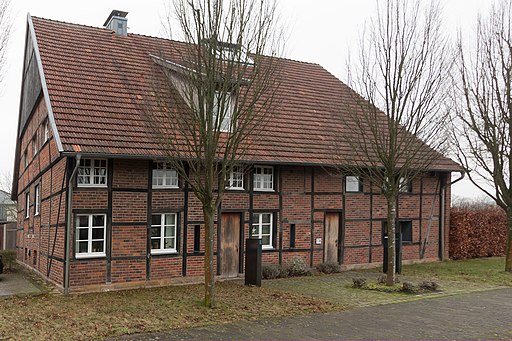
[1,257,510,340]
[0,281,336,340]
[264,257,512,308]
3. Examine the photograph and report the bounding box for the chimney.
[104,10,128,36]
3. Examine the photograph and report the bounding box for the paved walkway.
[0,270,43,297]
[119,288,512,340]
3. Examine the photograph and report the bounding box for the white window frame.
[25,192,30,219]
[226,165,244,190]
[77,158,108,187]
[399,177,412,193]
[32,134,38,157]
[23,149,28,169]
[212,91,233,133]
[151,213,178,254]
[152,162,179,189]
[252,213,273,249]
[43,119,49,144]
[253,166,274,191]
[75,214,106,258]
[34,184,40,216]
[345,176,362,193]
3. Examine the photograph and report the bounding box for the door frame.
[217,211,244,276]
[322,209,344,264]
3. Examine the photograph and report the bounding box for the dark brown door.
[324,212,340,263]
[221,213,240,277]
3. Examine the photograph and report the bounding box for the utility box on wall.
[245,238,262,287]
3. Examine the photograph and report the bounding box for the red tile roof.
[31,16,461,171]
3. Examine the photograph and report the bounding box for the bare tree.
[342,0,451,285]
[145,0,283,307]
[452,0,512,271]
[0,0,10,84]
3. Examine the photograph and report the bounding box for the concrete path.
[119,288,512,340]
[0,270,43,297]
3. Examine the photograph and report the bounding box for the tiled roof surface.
[32,17,461,171]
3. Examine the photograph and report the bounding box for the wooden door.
[324,213,340,263]
[220,213,240,277]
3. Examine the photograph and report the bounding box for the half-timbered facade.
[12,12,460,292]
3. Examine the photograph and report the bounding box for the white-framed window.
[252,213,273,249]
[253,166,274,191]
[23,149,28,169]
[151,213,177,254]
[43,119,49,144]
[34,184,40,216]
[212,91,232,133]
[77,159,107,187]
[75,214,106,258]
[226,165,244,190]
[152,162,179,188]
[346,176,362,193]
[25,192,30,219]
[32,134,38,157]
[399,177,412,193]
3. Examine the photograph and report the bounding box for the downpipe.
[64,154,81,294]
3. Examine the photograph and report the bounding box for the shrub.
[400,281,417,294]
[262,264,285,280]
[418,280,440,292]
[285,257,312,277]
[377,275,400,284]
[352,277,367,288]
[0,250,16,270]
[316,262,341,274]
[450,207,507,260]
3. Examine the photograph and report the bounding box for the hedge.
[449,207,507,260]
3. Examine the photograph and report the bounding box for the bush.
[262,264,286,280]
[285,257,312,277]
[352,277,367,288]
[0,250,16,270]
[418,280,440,292]
[450,207,507,260]
[316,262,341,274]
[400,281,418,294]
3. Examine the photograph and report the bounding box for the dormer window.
[213,91,233,133]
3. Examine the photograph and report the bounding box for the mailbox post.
[245,238,262,286]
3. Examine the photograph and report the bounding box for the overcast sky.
[0,0,497,199]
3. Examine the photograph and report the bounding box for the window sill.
[262,246,274,251]
[253,188,275,193]
[77,185,108,189]
[151,250,178,255]
[75,253,106,259]
[226,187,245,191]
[152,186,180,190]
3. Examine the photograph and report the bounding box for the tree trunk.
[505,207,512,272]
[386,196,397,286]
[203,204,216,308]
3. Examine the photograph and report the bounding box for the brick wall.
[16,148,451,290]
[16,97,65,287]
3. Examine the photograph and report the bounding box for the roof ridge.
[30,16,323,66]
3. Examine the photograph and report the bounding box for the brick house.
[12,12,461,293]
